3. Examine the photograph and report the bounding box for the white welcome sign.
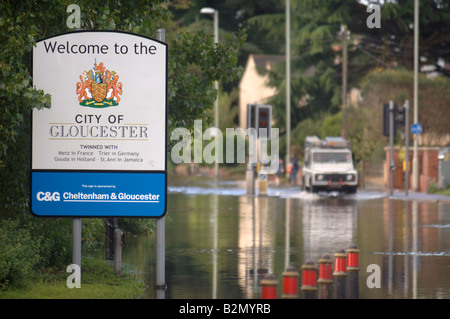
[31,31,167,217]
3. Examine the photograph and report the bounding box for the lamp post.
[201,7,219,178]
[412,0,419,191]
[340,24,349,139]
[285,0,291,171]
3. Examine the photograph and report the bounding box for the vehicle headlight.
[316,174,324,181]
[346,174,354,181]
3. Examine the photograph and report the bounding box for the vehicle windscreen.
[312,152,351,163]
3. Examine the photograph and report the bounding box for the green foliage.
[0,256,146,298]
[0,0,245,212]
[347,68,450,162]
[358,69,450,148]
[117,218,155,235]
[427,181,439,194]
[0,218,40,289]
[82,219,108,250]
[167,29,246,134]
[320,112,342,138]
[346,106,385,162]
[0,215,73,289]
[248,0,450,159]
[218,87,240,131]
[289,112,342,161]
[290,118,321,159]
[0,2,52,214]
[253,0,362,145]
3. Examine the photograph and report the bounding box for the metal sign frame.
[30,30,167,218]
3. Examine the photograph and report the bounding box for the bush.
[0,213,156,290]
[427,181,439,194]
[0,215,80,290]
[0,219,40,289]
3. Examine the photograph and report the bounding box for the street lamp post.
[412,0,419,191]
[286,0,291,171]
[340,24,349,139]
[201,7,219,178]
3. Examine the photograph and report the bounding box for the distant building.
[239,54,284,129]
[238,54,316,129]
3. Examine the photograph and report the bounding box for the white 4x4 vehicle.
[302,136,358,194]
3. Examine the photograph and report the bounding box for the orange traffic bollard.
[346,244,360,299]
[318,254,333,299]
[301,259,317,299]
[261,273,278,299]
[282,265,299,299]
[333,249,347,299]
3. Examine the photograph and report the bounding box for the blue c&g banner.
[31,171,166,217]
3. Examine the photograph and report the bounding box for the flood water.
[122,175,450,299]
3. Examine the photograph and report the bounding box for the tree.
[245,0,367,156]
[167,28,245,134]
[360,0,450,73]
[354,69,450,153]
[244,0,450,159]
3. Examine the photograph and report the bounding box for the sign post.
[404,100,410,196]
[246,103,257,195]
[72,218,81,268]
[155,28,166,299]
[389,101,395,196]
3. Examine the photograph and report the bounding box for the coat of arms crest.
[76,61,123,108]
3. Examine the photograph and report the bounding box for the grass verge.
[437,188,450,196]
[0,256,147,299]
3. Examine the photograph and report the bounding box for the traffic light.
[383,103,390,137]
[256,104,272,140]
[395,105,405,126]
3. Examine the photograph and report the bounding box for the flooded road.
[122,175,450,299]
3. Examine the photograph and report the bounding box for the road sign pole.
[246,104,256,195]
[72,218,82,268]
[389,101,395,196]
[411,122,422,192]
[412,0,419,192]
[286,0,291,173]
[156,28,166,299]
[405,100,410,196]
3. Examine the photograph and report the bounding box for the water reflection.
[122,176,450,299]
[301,197,358,263]
[370,199,450,299]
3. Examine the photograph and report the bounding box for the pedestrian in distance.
[291,153,299,186]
